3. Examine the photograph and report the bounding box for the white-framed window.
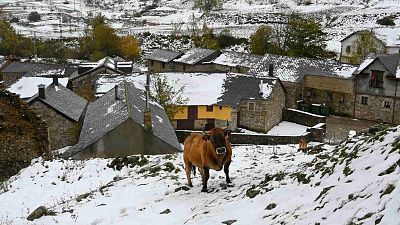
[248,102,255,111]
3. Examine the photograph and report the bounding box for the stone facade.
[147,60,175,73]
[303,75,355,116]
[29,101,80,150]
[281,81,302,109]
[282,108,326,127]
[238,82,285,132]
[354,94,397,123]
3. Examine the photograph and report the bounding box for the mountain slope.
[0,126,399,225]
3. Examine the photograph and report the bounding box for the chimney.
[38,84,45,99]
[144,73,152,131]
[52,75,59,86]
[114,60,118,70]
[114,85,119,100]
[268,64,274,77]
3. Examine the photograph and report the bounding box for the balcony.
[369,80,384,89]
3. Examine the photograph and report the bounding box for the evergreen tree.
[284,15,335,59]
[249,25,281,55]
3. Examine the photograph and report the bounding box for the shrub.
[377,16,395,26]
[28,11,41,22]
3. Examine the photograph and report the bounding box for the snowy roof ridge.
[173,48,219,65]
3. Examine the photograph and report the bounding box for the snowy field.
[1,125,400,224]
[1,0,400,54]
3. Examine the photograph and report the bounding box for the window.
[183,64,186,71]
[248,102,255,111]
[370,70,384,88]
[384,101,391,109]
[219,106,223,110]
[339,94,345,103]
[326,92,333,103]
[151,61,154,66]
[162,62,165,69]
[361,96,368,105]
[346,46,351,54]
[206,105,213,112]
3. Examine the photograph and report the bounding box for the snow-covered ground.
[1,125,399,224]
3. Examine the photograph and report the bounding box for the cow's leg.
[201,167,210,192]
[185,162,193,187]
[224,160,232,183]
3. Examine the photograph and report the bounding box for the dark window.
[206,105,213,112]
[346,46,351,53]
[370,70,384,88]
[183,64,186,71]
[248,102,255,111]
[384,101,391,109]
[151,61,154,66]
[326,92,333,103]
[162,62,165,69]
[361,96,368,105]
[219,106,222,110]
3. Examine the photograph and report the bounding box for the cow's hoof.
[201,188,208,192]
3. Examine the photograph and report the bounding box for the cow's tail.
[192,165,196,177]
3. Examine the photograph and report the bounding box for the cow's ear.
[202,134,210,141]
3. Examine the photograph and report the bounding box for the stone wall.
[238,82,286,132]
[175,130,311,145]
[282,108,326,127]
[29,101,80,150]
[282,81,302,109]
[354,94,396,123]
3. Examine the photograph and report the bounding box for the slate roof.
[145,49,182,63]
[354,53,400,78]
[1,61,64,76]
[27,83,88,121]
[69,57,141,80]
[249,54,357,83]
[173,48,219,65]
[212,51,263,68]
[218,74,280,107]
[63,81,181,158]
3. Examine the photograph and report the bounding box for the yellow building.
[172,104,232,130]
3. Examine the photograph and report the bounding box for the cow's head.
[203,128,231,155]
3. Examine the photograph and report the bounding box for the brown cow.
[183,128,232,192]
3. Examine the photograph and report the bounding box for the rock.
[160,208,171,214]
[246,188,260,198]
[163,162,175,172]
[174,186,190,192]
[222,219,237,225]
[27,206,52,221]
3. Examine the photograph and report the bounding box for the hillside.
[1,0,400,53]
[0,125,399,224]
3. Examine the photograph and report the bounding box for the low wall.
[175,130,311,145]
[282,108,326,127]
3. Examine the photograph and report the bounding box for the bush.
[28,11,41,22]
[377,16,395,26]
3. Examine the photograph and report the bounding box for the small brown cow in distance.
[183,127,232,192]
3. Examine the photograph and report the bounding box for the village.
[1,0,400,224]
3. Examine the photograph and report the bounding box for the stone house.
[0,61,64,87]
[145,49,182,73]
[68,56,141,101]
[212,51,262,74]
[353,53,400,124]
[172,48,221,72]
[218,75,286,133]
[27,76,88,151]
[62,81,181,159]
[250,54,357,116]
[340,28,400,64]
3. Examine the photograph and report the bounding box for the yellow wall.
[172,105,232,120]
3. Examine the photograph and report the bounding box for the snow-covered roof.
[27,83,87,122]
[212,51,263,69]
[341,28,400,47]
[250,54,357,82]
[64,81,181,157]
[129,73,228,106]
[354,53,400,78]
[173,48,219,65]
[7,77,68,99]
[218,74,280,107]
[1,61,64,76]
[145,49,182,63]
